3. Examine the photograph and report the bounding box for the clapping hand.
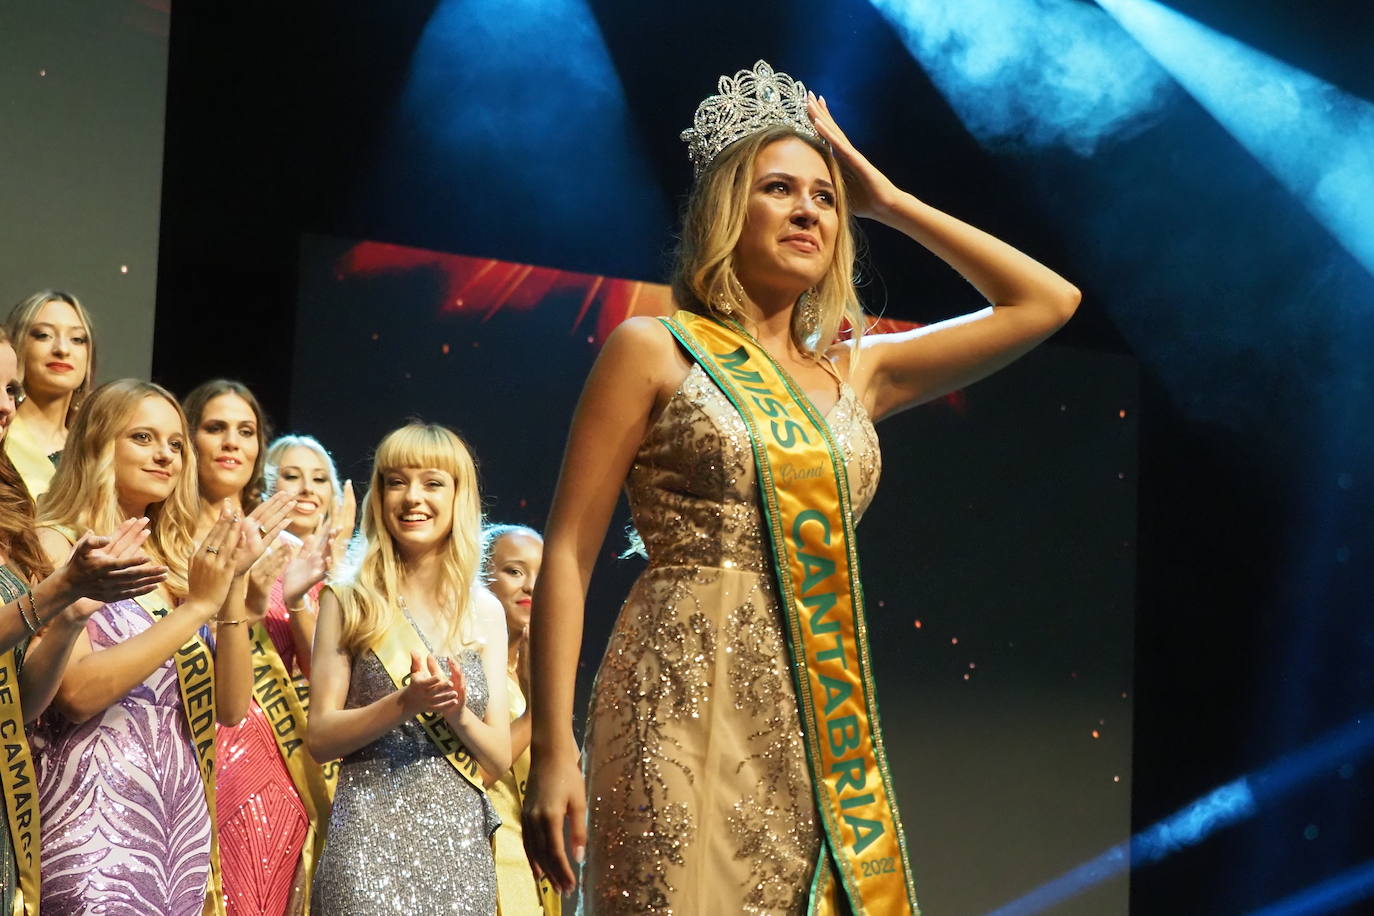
[232,492,297,576]
[246,539,294,623]
[188,502,245,611]
[328,480,357,569]
[400,651,462,717]
[59,517,170,622]
[283,524,333,609]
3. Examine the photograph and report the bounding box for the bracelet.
[16,594,40,635]
[26,592,44,629]
[216,618,248,627]
[286,599,311,615]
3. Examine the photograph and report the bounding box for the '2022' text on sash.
[661,311,920,916]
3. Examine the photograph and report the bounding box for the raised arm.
[523,317,680,893]
[806,94,1081,419]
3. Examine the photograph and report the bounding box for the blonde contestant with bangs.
[32,379,296,915]
[308,423,510,915]
[524,62,1082,914]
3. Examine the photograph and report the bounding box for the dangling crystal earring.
[798,288,820,332]
[713,288,736,316]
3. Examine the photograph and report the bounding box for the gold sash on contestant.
[134,591,227,916]
[46,526,225,915]
[0,567,40,916]
[660,311,921,916]
[246,622,337,912]
[371,613,487,792]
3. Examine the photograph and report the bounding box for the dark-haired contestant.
[524,61,1080,913]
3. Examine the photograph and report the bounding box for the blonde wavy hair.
[671,125,867,360]
[333,423,483,656]
[7,289,97,425]
[39,379,200,596]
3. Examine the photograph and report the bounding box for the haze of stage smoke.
[870,0,1174,156]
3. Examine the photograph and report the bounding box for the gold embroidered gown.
[583,362,881,915]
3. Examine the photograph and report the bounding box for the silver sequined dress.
[582,362,882,914]
[311,647,500,914]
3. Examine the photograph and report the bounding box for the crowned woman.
[523,61,1081,914]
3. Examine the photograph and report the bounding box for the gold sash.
[134,591,226,916]
[661,311,920,915]
[371,616,486,792]
[2,415,57,500]
[246,622,337,912]
[0,567,39,916]
[494,676,561,916]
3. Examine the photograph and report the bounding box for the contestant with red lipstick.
[3,289,96,498]
[482,524,559,915]
[33,379,294,914]
[524,62,1082,913]
[0,331,174,916]
[185,382,341,916]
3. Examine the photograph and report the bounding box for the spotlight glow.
[868,0,1173,154]
[1097,0,1374,278]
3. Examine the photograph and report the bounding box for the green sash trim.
[660,312,920,916]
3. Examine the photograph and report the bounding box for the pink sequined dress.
[215,580,319,916]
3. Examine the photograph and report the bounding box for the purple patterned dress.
[31,597,213,915]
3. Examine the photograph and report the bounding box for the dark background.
[151,1,1374,913]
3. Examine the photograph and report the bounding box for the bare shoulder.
[469,587,508,640]
[591,315,692,410]
[36,525,73,565]
[602,316,680,370]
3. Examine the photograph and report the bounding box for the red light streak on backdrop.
[337,240,964,410]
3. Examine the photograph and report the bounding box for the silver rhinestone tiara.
[681,60,822,178]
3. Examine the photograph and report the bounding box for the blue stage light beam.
[1239,861,1374,916]
[387,0,669,274]
[979,713,1374,916]
[868,0,1173,155]
[1096,0,1374,279]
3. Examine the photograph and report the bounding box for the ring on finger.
[205,546,221,555]
[258,524,269,537]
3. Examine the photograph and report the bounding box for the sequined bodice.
[626,363,881,573]
[343,648,488,766]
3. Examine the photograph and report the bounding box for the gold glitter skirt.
[582,564,826,915]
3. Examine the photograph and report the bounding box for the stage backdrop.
[293,233,1138,915]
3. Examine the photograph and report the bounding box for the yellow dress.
[582,363,882,914]
[490,676,558,915]
[2,413,59,499]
